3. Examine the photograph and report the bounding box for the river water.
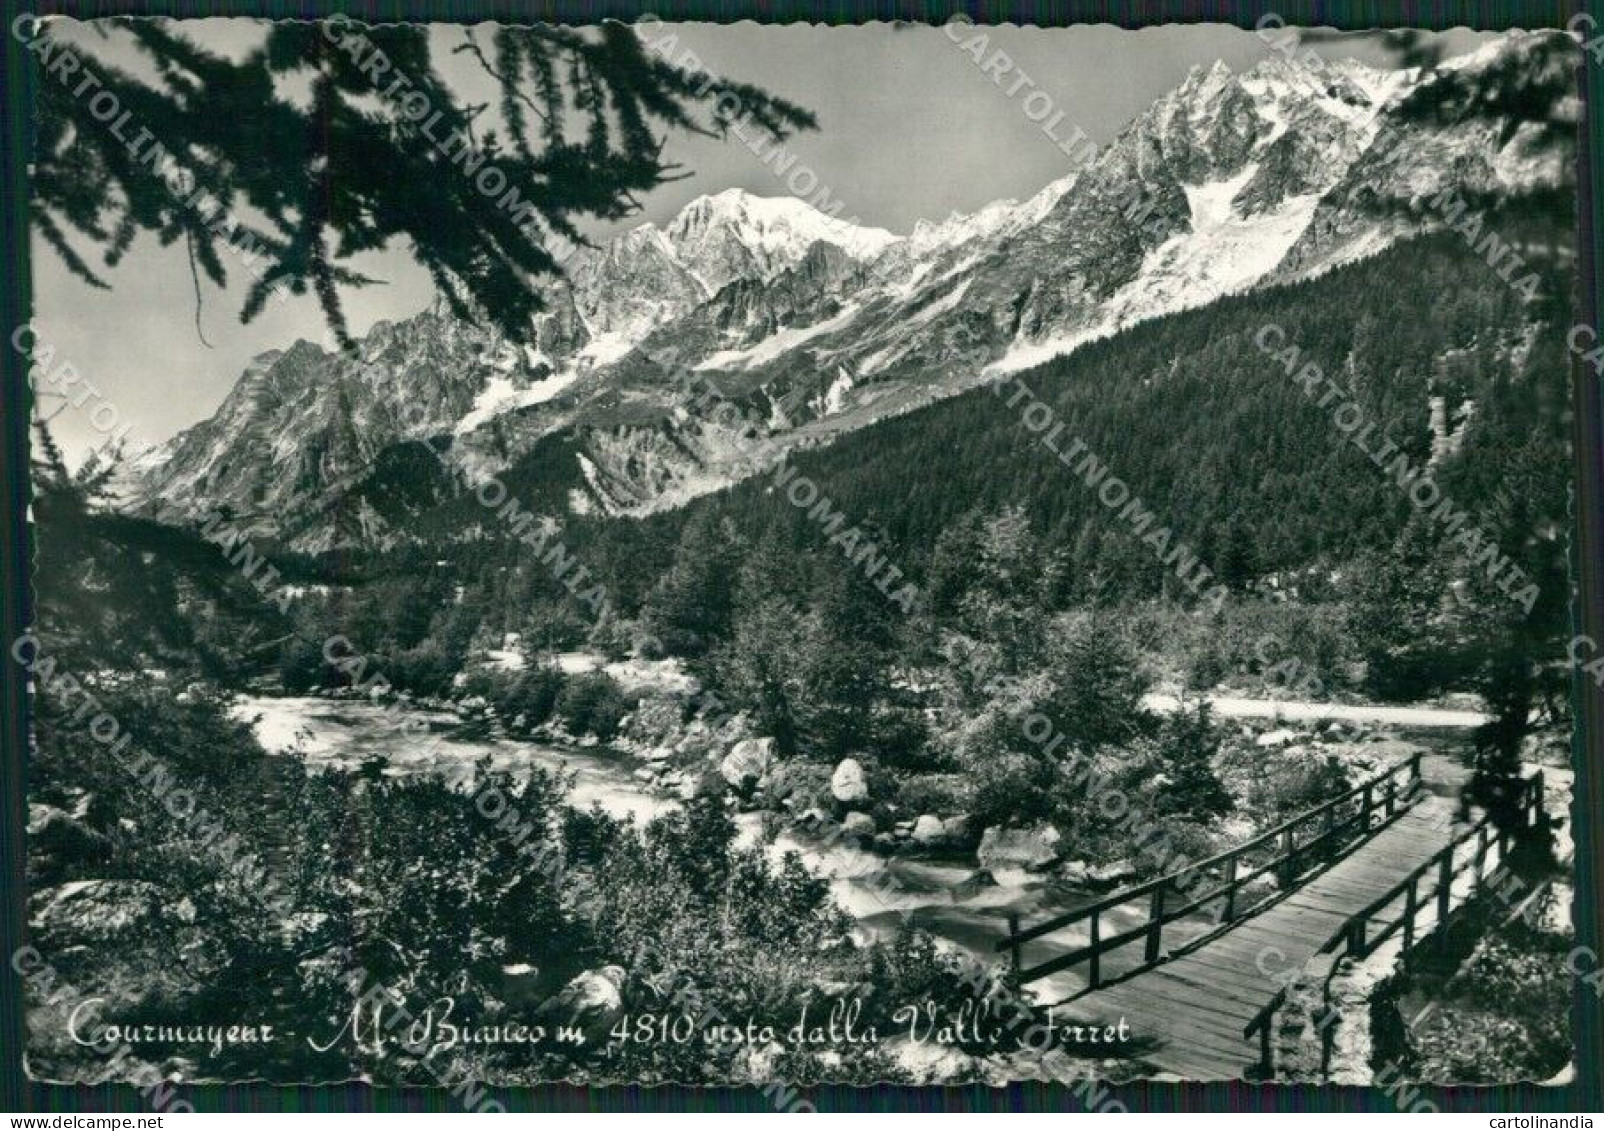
[231,694,1126,993]
[231,692,1521,1004]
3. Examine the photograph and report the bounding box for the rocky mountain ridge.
[121,32,1575,551]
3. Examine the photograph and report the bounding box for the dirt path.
[1143,692,1487,729]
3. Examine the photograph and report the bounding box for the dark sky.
[28,18,1495,464]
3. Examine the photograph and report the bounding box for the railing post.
[1404,874,1418,950]
[1146,883,1166,964]
[1002,760,1456,994]
[1317,1005,1337,1077]
[1530,771,1546,826]
[1435,850,1452,950]
[1088,908,1102,990]
[1474,825,1489,891]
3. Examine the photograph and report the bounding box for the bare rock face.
[830,758,869,805]
[120,34,1574,550]
[617,696,685,761]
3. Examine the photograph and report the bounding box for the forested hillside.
[590,206,1569,605]
[250,199,1572,803]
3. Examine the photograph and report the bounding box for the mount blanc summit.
[122,32,1575,551]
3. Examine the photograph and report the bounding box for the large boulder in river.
[951,868,998,900]
[1058,860,1092,886]
[1086,858,1138,888]
[720,737,775,787]
[677,769,724,800]
[841,811,876,842]
[618,696,686,760]
[910,814,947,847]
[977,825,1063,871]
[830,758,869,804]
[541,966,626,1042]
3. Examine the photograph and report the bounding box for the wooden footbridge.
[997,752,1547,1080]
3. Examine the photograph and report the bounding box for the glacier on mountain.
[119,32,1576,548]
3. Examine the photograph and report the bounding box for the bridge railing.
[1242,768,1547,1079]
[998,752,1424,991]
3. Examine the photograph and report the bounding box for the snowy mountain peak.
[609,223,676,257]
[662,187,899,292]
[123,31,1575,545]
[1172,58,1237,107]
[907,199,1020,255]
[905,173,1080,257]
[1183,57,1234,83]
[1240,53,1404,117]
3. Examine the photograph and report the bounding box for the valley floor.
[1142,691,1489,729]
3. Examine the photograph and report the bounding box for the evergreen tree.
[714,595,805,757]
[1038,611,1151,755]
[1348,514,1455,700]
[796,555,898,757]
[1451,438,1570,832]
[639,510,744,658]
[1148,703,1233,819]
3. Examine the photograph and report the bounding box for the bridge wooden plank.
[1317,876,1407,901]
[1152,1056,1253,1082]
[1294,882,1401,907]
[1141,987,1265,1024]
[1162,944,1289,980]
[1128,1047,1250,1081]
[1238,926,1343,952]
[1231,906,1349,935]
[1188,941,1320,975]
[1082,975,1258,1017]
[1298,865,1408,889]
[1097,1004,1260,1053]
[1119,1015,1258,1062]
[1082,992,1259,1042]
[1150,963,1280,1006]
[1234,913,1348,945]
[1253,895,1357,920]
[1327,842,1431,869]
[1137,1027,1257,1065]
[1148,956,1264,991]
[1019,761,1489,1079]
[1336,844,1443,870]
[1100,982,1263,1025]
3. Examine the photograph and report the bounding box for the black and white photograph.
[6,7,1597,1109]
